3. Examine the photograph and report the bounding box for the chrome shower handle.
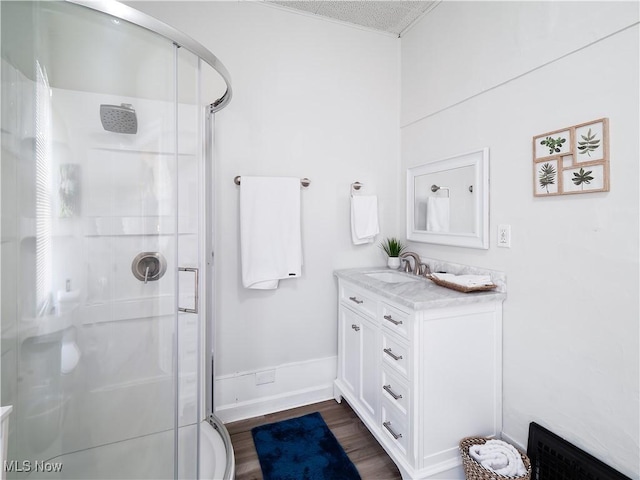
[178,267,199,314]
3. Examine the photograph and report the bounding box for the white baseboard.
[425,464,464,479]
[214,356,337,423]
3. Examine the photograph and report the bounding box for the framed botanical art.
[533,118,609,196]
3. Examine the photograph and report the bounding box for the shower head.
[100,103,138,134]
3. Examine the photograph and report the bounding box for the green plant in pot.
[379,237,406,269]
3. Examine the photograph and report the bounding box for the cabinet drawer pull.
[383,384,403,400]
[383,421,403,440]
[351,324,360,332]
[349,296,363,305]
[383,314,403,325]
[383,348,403,361]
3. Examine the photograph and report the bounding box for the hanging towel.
[468,439,527,477]
[351,195,379,245]
[426,196,450,232]
[240,176,302,289]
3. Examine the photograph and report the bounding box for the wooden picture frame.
[533,118,609,196]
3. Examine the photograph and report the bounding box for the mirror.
[407,148,489,249]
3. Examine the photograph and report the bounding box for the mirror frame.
[406,147,489,249]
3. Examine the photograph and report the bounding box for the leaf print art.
[533,118,609,196]
[577,128,600,156]
[572,167,594,189]
[538,162,556,193]
[540,136,566,155]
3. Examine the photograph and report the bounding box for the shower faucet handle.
[132,252,167,284]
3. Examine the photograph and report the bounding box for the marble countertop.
[335,267,506,310]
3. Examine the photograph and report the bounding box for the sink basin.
[365,272,420,284]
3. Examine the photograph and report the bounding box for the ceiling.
[266,1,440,37]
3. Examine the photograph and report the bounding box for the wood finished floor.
[226,399,402,480]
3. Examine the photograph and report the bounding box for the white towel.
[469,439,527,477]
[240,176,302,289]
[351,195,379,245]
[426,197,450,232]
[431,273,492,287]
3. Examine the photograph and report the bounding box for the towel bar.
[431,184,474,194]
[430,184,450,195]
[234,175,310,187]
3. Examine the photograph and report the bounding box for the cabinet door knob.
[351,324,360,332]
[383,384,403,400]
[349,296,364,305]
[383,348,403,361]
[383,314,402,325]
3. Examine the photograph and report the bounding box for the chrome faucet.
[399,251,420,273]
[399,251,431,276]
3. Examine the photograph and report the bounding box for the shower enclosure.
[1,1,232,478]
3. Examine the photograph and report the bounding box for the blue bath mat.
[251,412,361,480]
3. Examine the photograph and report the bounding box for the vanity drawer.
[381,368,409,416]
[381,333,410,379]
[381,399,409,456]
[381,303,410,339]
[340,282,377,319]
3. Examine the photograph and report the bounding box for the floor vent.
[527,422,631,480]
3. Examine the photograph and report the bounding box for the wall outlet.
[498,224,511,248]
[255,369,276,385]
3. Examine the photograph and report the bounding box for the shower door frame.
[67,0,232,114]
[63,0,234,431]
[60,3,235,474]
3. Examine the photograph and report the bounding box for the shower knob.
[131,252,167,284]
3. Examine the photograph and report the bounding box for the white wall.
[401,2,639,478]
[126,2,639,476]
[127,2,401,419]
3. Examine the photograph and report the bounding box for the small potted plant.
[379,237,406,269]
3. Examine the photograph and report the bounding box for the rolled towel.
[469,439,527,477]
[431,272,492,287]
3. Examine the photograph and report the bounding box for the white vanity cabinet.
[337,282,380,423]
[334,270,505,480]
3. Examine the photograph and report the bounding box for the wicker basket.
[459,437,532,480]
[426,275,497,293]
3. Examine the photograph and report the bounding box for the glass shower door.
[174,47,204,480]
[1,2,202,478]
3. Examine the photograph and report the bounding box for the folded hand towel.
[431,273,492,287]
[240,176,302,289]
[426,196,450,232]
[351,195,379,245]
[469,439,527,477]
